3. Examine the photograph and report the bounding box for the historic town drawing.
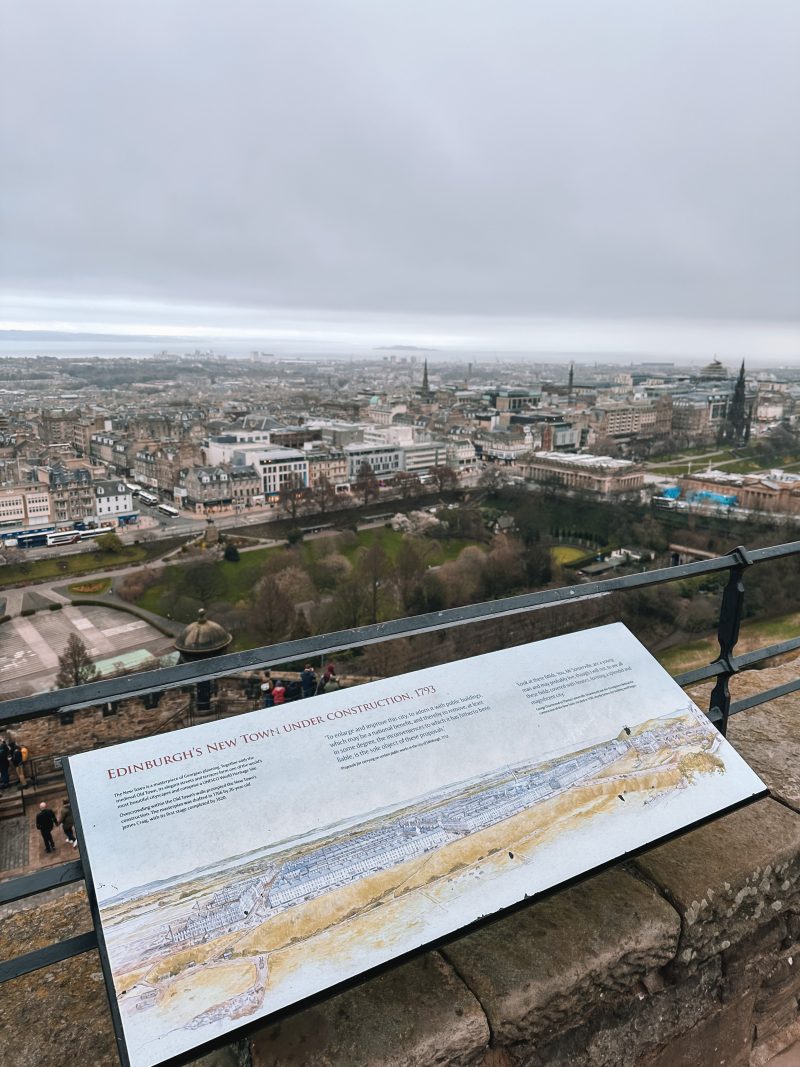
[92,701,746,1067]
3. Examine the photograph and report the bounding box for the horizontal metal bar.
[674,660,726,687]
[0,860,85,906]
[0,931,98,984]
[735,635,800,670]
[8,545,796,727]
[673,633,800,691]
[747,541,800,564]
[730,676,800,717]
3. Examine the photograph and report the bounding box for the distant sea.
[0,334,796,369]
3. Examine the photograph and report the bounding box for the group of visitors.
[258,663,340,708]
[35,799,77,854]
[0,736,28,790]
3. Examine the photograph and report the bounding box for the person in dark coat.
[284,679,302,702]
[0,738,9,789]
[300,664,317,699]
[36,802,58,853]
[9,741,26,788]
[60,799,77,847]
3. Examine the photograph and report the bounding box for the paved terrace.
[0,654,799,1067]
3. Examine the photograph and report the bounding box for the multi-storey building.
[230,446,310,501]
[679,470,800,516]
[228,465,261,507]
[517,452,644,497]
[35,464,96,524]
[304,445,349,489]
[178,466,233,512]
[0,485,52,529]
[93,480,135,523]
[343,442,402,480]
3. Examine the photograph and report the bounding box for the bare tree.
[354,461,379,506]
[180,562,225,608]
[55,633,98,688]
[278,472,309,520]
[394,471,423,500]
[356,542,392,623]
[430,464,458,492]
[478,465,510,495]
[311,474,337,516]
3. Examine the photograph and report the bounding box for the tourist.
[272,679,286,705]
[316,663,339,694]
[60,799,77,847]
[0,737,9,790]
[260,672,274,708]
[36,802,58,854]
[300,664,317,699]
[9,740,26,788]
[284,678,302,702]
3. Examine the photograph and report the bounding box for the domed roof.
[174,609,232,656]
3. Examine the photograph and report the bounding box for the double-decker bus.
[157,503,179,518]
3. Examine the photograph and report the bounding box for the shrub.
[20,608,35,616]
[0,614,9,624]
[223,543,240,562]
[286,528,304,545]
[48,603,63,611]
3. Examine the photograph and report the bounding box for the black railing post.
[708,546,754,736]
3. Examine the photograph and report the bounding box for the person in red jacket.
[272,679,286,705]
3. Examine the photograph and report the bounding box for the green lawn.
[550,545,588,564]
[0,540,181,590]
[136,528,483,621]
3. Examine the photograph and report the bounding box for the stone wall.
[3,656,800,1067]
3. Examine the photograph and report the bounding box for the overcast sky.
[1,1,799,358]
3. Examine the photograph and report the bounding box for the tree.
[478,465,510,495]
[180,562,225,608]
[393,538,426,611]
[355,461,379,506]
[56,633,98,688]
[251,573,290,645]
[0,542,24,569]
[311,474,337,515]
[356,542,392,623]
[278,473,308,521]
[94,531,124,554]
[394,471,423,500]
[430,465,458,492]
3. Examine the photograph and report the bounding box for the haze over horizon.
[2,1,798,362]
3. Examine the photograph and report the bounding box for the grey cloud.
[1,0,799,326]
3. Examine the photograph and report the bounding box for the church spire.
[421,357,431,397]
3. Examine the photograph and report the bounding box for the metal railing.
[1,539,800,987]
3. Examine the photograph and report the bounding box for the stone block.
[691,657,800,811]
[249,951,489,1067]
[635,988,757,1067]
[441,869,679,1048]
[635,799,800,969]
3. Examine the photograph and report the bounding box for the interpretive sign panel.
[65,622,765,1067]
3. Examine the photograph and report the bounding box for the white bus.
[125,483,143,495]
[46,529,81,546]
[137,492,158,507]
[157,503,179,518]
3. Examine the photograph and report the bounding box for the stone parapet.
[2,656,799,1066]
